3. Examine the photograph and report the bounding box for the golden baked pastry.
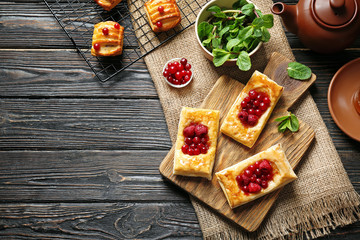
[173,107,220,180]
[91,21,124,57]
[220,71,283,148]
[94,0,122,11]
[215,143,297,208]
[144,0,181,32]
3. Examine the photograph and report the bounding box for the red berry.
[238,111,248,123]
[156,21,162,28]
[188,148,194,155]
[194,148,200,155]
[184,75,190,82]
[195,124,208,136]
[254,161,260,168]
[186,70,192,77]
[242,175,250,186]
[257,92,264,101]
[178,64,184,71]
[249,90,257,99]
[200,136,208,143]
[247,114,259,126]
[256,178,262,185]
[200,146,207,154]
[253,100,260,107]
[167,76,173,83]
[114,23,120,29]
[250,175,257,182]
[167,62,173,68]
[102,28,109,35]
[254,168,261,176]
[248,108,255,115]
[244,169,252,177]
[259,160,272,173]
[93,43,100,51]
[163,70,169,77]
[181,145,189,154]
[248,182,261,193]
[169,66,177,74]
[193,136,200,144]
[242,185,249,192]
[190,143,196,149]
[180,70,186,77]
[173,61,180,69]
[158,5,164,13]
[241,101,247,108]
[174,79,180,85]
[185,137,192,145]
[248,165,255,172]
[244,96,251,103]
[185,63,191,70]
[180,58,187,66]
[263,96,270,105]
[259,102,267,111]
[261,180,268,189]
[175,71,182,80]
[255,109,262,116]
[266,174,273,180]
[183,125,195,137]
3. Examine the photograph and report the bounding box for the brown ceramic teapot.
[271,0,360,54]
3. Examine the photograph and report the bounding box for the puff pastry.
[216,144,297,208]
[91,21,124,57]
[220,71,283,148]
[94,0,122,11]
[173,107,220,180]
[144,0,181,32]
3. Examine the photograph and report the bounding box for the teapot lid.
[312,0,357,27]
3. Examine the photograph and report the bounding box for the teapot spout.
[271,2,298,35]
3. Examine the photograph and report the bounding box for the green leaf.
[262,14,274,28]
[213,48,231,67]
[255,9,263,18]
[241,4,255,17]
[287,62,312,80]
[233,0,249,9]
[278,120,288,133]
[214,12,227,18]
[207,5,221,13]
[219,26,230,38]
[238,26,254,40]
[275,112,300,133]
[252,17,264,28]
[236,51,251,71]
[226,38,241,51]
[212,38,221,49]
[260,27,271,42]
[290,113,299,132]
[275,115,290,122]
[198,22,213,40]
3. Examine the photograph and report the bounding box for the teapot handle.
[330,0,345,9]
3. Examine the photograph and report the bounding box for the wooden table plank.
[0,202,201,239]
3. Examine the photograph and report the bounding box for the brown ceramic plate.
[328,58,360,142]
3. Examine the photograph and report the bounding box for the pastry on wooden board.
[94,0,122,11]
[173,107,220,180]
[91,21,124,57]
[220,70,283,148]
[215,143,297,208]
[144,0,181,32]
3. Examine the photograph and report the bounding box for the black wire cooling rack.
[43,0,209,82]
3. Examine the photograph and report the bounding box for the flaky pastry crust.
[220,71,283,148]
[173,107,220,180]
[91,21,124,57]
[215,144,297,208]
[144,0,181,32]
[94,0,122,11]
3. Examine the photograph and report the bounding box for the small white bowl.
[195,0,262,66]
[163,58,193,88]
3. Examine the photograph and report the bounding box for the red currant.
[185,63,191,70]
[175,71,182,80]
[163,70,169,77]
[194,148,200,155]
[181,145,188,154]
[102,28,109,35]
[169,66,177,74]
[114,23,120,29]
[180,58,187,66]
[184,75,190,82]
[158,5,164,13]
[93,43,100,51]
[156,21,162,28]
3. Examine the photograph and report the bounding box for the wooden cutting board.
[159,52,316,232]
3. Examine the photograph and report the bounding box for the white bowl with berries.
[162,58,193,88]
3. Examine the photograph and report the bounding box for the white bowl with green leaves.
[195,0,273,71]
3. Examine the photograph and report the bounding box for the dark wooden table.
[1,0,359,239]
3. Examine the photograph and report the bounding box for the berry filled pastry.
[91,21,124,57]
[94,0,122,11]
[144,0,181,32]
[173,107,220,180]
[220,71,283,148]
[215,144,297,208]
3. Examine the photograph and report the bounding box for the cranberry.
[167,62,173,68]
[158,5,164,13]
[259,102,267,111]
[242,185,249,192]
[241,101,247,108]
[248,165,255,172]
[188,148,194,155]
[248,182,261,193]
[102,28,109,35]
[93,43,100,51]
[249,90,257,99]
[261,180,268,189]
[156,21,162,28]
[174,79,180,85]
[185,63,191,70]
[200,146,207,154]
[169,66,177,74]
[190,143,196,149]
[244,96,251,103]
[248,108,255,115]
[256,178,262,185]
[263,96,270,105]
[180,58,187,65]
[253,100,260,107]
[185,137,192,145]
[175,71,182,80]
[181,145,188,154]
[114,23,120,29]
[178,64,184,71]
[167,76,173,83]
[193,136,200,144]
[163,70,169,77]
[194,148,200,155]
[247,114,259,126]
[255,109,262,116]
[195,124,208,136]
[254,161,260,168]
[186,70,192,77]
[173,61,180,69]
[180,70,186,77]
[184,75,190,82]
[257,93,264,101]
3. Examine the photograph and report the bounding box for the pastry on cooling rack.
[215,144,297,208]
[144,0,181,32]
[94,0,122,11]
[220,71,283,148]
[91,21,124,57]
[173,107,220,180]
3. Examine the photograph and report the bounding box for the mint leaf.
[262,14,274,28]
[260,27,270,42]
[226,38,241,51]
[275,112,300,133]
[213,48,231,67]
[198,22,213,40]
[236,51,251,71]
[287,62,312,80]
[233,0,249,9]
[207,5,221,13]
[241,4,255,17]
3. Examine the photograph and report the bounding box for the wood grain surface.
[159,53,316,231]
[0,0,359,239]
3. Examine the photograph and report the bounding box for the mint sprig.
[287,62,312,80]
[275,112,299,133]
[197,0,274,71]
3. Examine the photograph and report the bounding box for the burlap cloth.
[129,0,360,238]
